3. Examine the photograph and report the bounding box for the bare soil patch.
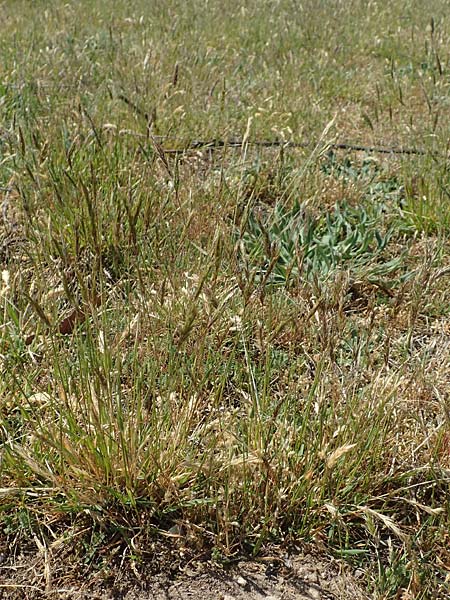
[0,544,369,600]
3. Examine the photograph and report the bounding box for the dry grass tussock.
[0,1,449,598]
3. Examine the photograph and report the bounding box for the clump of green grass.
[1,1,450,598]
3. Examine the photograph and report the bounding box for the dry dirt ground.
[0,545,370,600]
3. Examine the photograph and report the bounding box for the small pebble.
[235,575,248,588]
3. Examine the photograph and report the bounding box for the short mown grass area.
[1,0,449,597]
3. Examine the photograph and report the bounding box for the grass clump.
[1,1,450,598]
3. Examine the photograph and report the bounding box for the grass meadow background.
[0,0,449,597]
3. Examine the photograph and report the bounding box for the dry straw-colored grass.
[0,0,449,597]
